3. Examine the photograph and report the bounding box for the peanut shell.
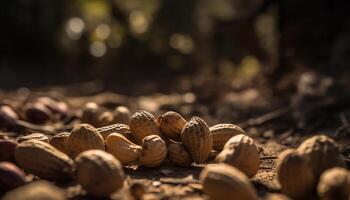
[215,134,259,178]
[0,162,27,191]
[106,133,142,165]
[17,133,49,143]
[167,142,192,167]
[139,135,167,167]
[130,110,162,144]
[317,167,350,200]
[15,140,73,181]
[200,163,258,200]
[2,180,66,200]
[181,116,213,163]
[157,111,187,141]
[75,150,125,197]
[297,135,346,179]
[210,123,246,151]
[114,106,131,124]
[276,149,314,199]
[49,132,70,154]
[66,123,105,158]
[0,139,17,162]
[97,123,133,141]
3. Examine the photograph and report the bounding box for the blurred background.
[0,0,349,95]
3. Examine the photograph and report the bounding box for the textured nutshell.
[97,111,115,127]
[157,111,187,141]
[129,110,162,144]
[75,150,125,197]
[276,149,314,200]
[200,163,258,200]
[139,135,167,167]
[114,106,131,125]
[167,142,192,167]
[15,140,73,181]
[317,167,350,200]
[210,123,246,151]
[0,139,17,162]
[66,123,105,158]
[49,132,70,154]
[24,102,52,124]
[97,123,133,141]
[0,105,18,130]
[181,116,213,164]
[0,162,27,191]
[297,135,346,179]
[2,180,66,200]
[215,134,259,177]
[106,133,142,165]
[17,133,49,143]
[80,102,100,126]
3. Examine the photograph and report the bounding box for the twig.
[260,156,278,160]
[240,107,290,127]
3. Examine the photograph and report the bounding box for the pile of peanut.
[0,100,349,200]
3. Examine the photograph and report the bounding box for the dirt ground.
[0,83,349,200]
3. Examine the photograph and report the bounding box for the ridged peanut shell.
[75,150,125,197]
[297,135,346,179]
[317,167,350,200]
[181,116,213,163]
[2,180,66,200]
[139,135,167,167]
[66,124,105,158]
[200,163,258,200]
[106,133,142,165]
[15,140,73,181]
[49,132,70,154]
[17,133,49,143]
[167,143,192,167]
[130,110,161,144]
[97,123,133,141]
[114,106,131,124]
[157,111,187,141]
[0,162,27,191]
[276,149,314,199]
[215,134,259,177]
[210,123,246,151]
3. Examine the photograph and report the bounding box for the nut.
[139,135,167,167]
[181,116,213,164]
[98,111,115,127]
[317,167,350,200]
[17,133,49,143]
[167,142,192,167]
[276,149,314,199]
[114,106,131,124]
[81,102,100,126]
[0,105,18,130]
[157,111,187,141]
[215,134,259,178]
[2,180,65,200]
[106,133,142,165]
[130,110,162,144]
[0,162,27,191]
[210,123,246,151]
[66,123,105,158]
[24,102,52,124]
[97,123,133,140]
[15,140,73,181]
[75,150,125,197]
[37,97,68,118]
[0,139,17,162]
[49,132,70,154]
[297,135,346,179]
[199,163,258,200]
